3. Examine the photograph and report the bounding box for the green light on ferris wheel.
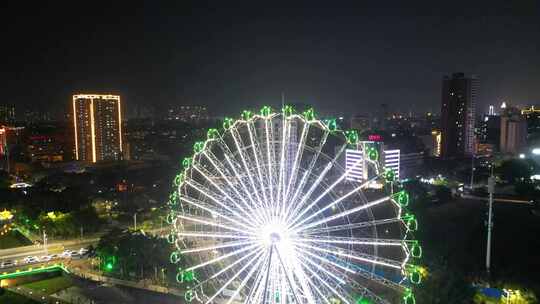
[282,105,294,117]
[242,110,253,120]
[366,147,378,161]
[303,108,316,121]
[260,105,273,116]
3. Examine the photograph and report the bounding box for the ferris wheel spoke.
[294,195,392,233]
[203,248,264,304]
[178,231,254,240]
[225,250,267,304]
[285,160,333,224]
[298,257,351,304]
[185,176,252,216]
[264,117,276,210]
[228,126,269,219]
[180,240,255,254]
[190,247,264,292]
[298,251,347,285]
[176,214,253,235]
[179,195,255,232]
[246,119,271,213]
[192,164,260,224]
[285,129,329,219]
[287,148,369,228]
[295,241,402,270]
[243,251,270,303]
[296,236,405,247]
[182,182,255,230]
[283,118,309,203]
[276,116,289,219]
[290,174,383,230]
[302,218,404,235]
[186,243,261,273]
[202,150,267,224]
[295,245,406,292]
[273,246,304,304]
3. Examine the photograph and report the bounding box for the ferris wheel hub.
[269,232,281,243]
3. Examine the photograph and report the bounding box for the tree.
[415,259,476,303]
[496,159,537,183]
[434,185,452,204]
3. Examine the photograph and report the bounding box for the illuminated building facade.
[441,73,478,158]
[500,106,527,154]
[73,94,123,162]
[344,143,422,181]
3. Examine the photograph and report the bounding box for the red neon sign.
[368,134,382,141]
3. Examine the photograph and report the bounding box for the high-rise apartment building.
[73,94,123,162]
[500,106,527,154]
[440,73,478,158]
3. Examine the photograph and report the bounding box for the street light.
[533,148,540,155]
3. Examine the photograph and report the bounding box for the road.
[461,194,532,205]
[0,227,168,268]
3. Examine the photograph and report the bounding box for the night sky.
[2,1,539,117]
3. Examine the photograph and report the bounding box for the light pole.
[43,230,48,255]
[470,154,475,189]
[133,213,137,230]
[486,175,495,274]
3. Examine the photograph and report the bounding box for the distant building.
[479,115,501,148]
[0,127,6,156]
[344,141,423,181]
[420,130,441,157]
[73,94,123,162]
[500,107,527,154]
[350,114,371,131]
[0,105,16,124]
[376,104,389,130]
[24,110,52,124]
[27,134,65,163]
[440,73,478,158]
[521,105,540,138]
[166,105,208,123]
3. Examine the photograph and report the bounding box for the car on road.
[60,250,73,258]
[39,255,53,262]
[0,260,17,268]
[23,256,39,263]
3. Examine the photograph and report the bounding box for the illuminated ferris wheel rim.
[168,105,421,304]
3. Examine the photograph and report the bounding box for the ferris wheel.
[167,106,421,304]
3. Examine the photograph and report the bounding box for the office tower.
[440,73,479,158]
[73,94,123,162]
[500,106,527,154]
